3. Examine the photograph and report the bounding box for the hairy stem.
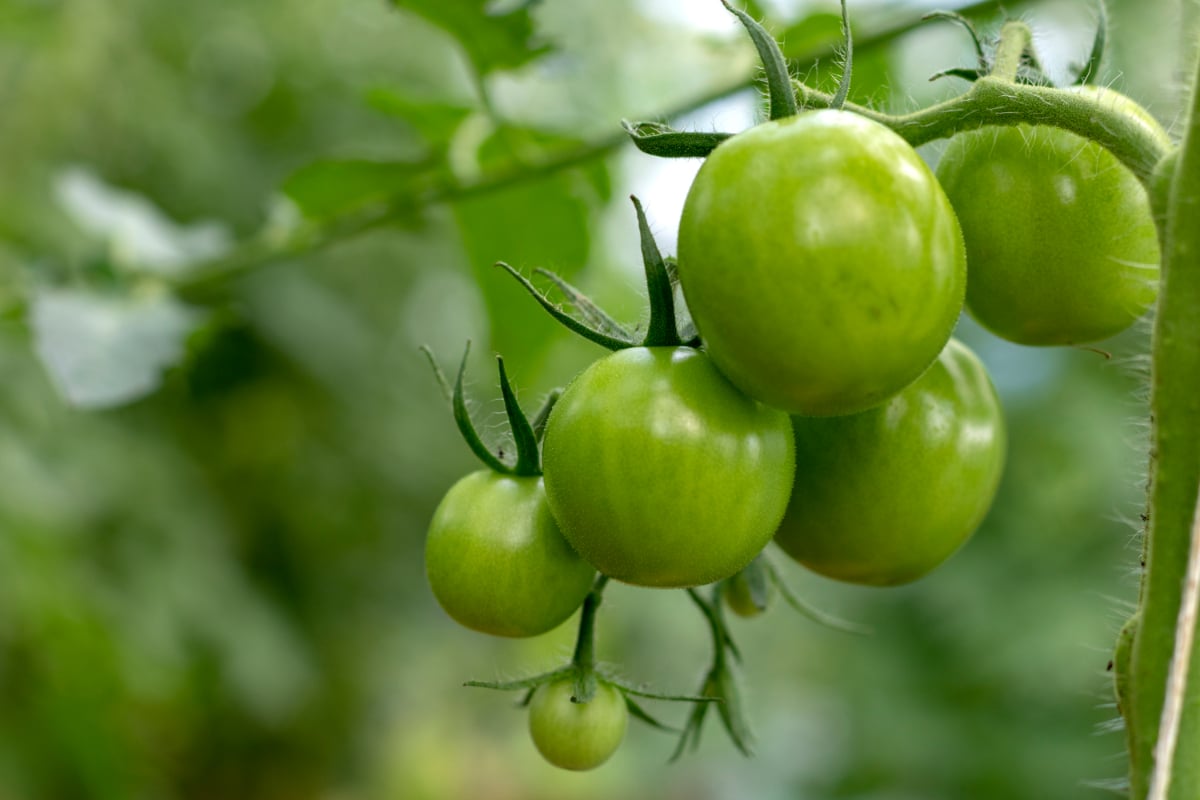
[1124,41,1200,800]
[170,0,1010,301]
[989,21,1032,81]
[794,77,1172,185]
[572,575,609,672]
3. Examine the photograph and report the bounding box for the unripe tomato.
[425,471,595,637]
[678,109,966,416]
[935,86,1165,345]
[528,679,628,771]
[542,347,794,588]
[774,339,1005,586]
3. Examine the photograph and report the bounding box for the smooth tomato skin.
[528,679,627,771]
[678,109,966,416]
[542,347,795,588]
[936,87,1164,346]
[774,339,1005,586]
[425,471,594,637]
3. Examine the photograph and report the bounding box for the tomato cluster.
[422,5,1166,771]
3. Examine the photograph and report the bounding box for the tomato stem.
[571,575,610,676]
[791,77,1173,187]
[988,21,1031,83]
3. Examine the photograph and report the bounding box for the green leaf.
[364,87,474,146]
[281,159,432,220]
[778,12,844,62]
[391,0,549,76]
[455,163,606,376]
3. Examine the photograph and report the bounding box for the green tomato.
[528,679,627,771]
[542,347,794,588]
[425,471,594,637]
[774,338,1005,586]
[935,86,1165,346]
[678,109,966,416]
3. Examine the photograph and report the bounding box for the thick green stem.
[1123,43,1200,800]
[794,78,1172,186]
[989,21,1032,81]
[572,575,609,672]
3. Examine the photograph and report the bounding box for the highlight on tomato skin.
[935,86,1164,347]
[774,338,1006,587]
[528,679,628,771]
[676,108,966,417]
[540,345,795,589]
[424,471,595,638]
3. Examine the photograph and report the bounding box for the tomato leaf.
[363,87,473,146]
[390,0,548,76]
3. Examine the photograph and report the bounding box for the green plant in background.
[0,0,1197,797]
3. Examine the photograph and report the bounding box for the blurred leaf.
[53,167,231,277]
[391,0,549,75]
[364,88,474,148]
[281,158,432,220]
[455,161,604,373]
[780,12,845,61]
[31,287,203,408]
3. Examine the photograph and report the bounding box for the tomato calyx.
[421,341,554,476]
[498,196,696,351]
[465,575,716,743]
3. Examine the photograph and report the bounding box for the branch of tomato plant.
[1122,35,1200,800]
[168,0,1011,303]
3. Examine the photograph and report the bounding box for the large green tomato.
[542,347,794,588]
[935,86,1165,346]
[775,338,1005,586]
[528,679,627,771]
[425,471,594,637]
[677,109,966,416]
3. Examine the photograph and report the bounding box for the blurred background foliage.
[0,0,1189,798]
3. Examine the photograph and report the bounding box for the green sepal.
[534,268,632,340]
[632,196,682,347]
[921,10,986,69]
[496,355,541,476]
[464,664,574,692]
[622,121,731,159]
[1072,2,1107,85]
[529,388,561,443]
[418,344,453,404]
[624,695,681,733]
[830,0,853,111]
[929,66,985,84]
[711,665,753,757]
[767,561,872,635]
[421,342,513,474]
[496,261,634,351]
[721,1,798,119]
